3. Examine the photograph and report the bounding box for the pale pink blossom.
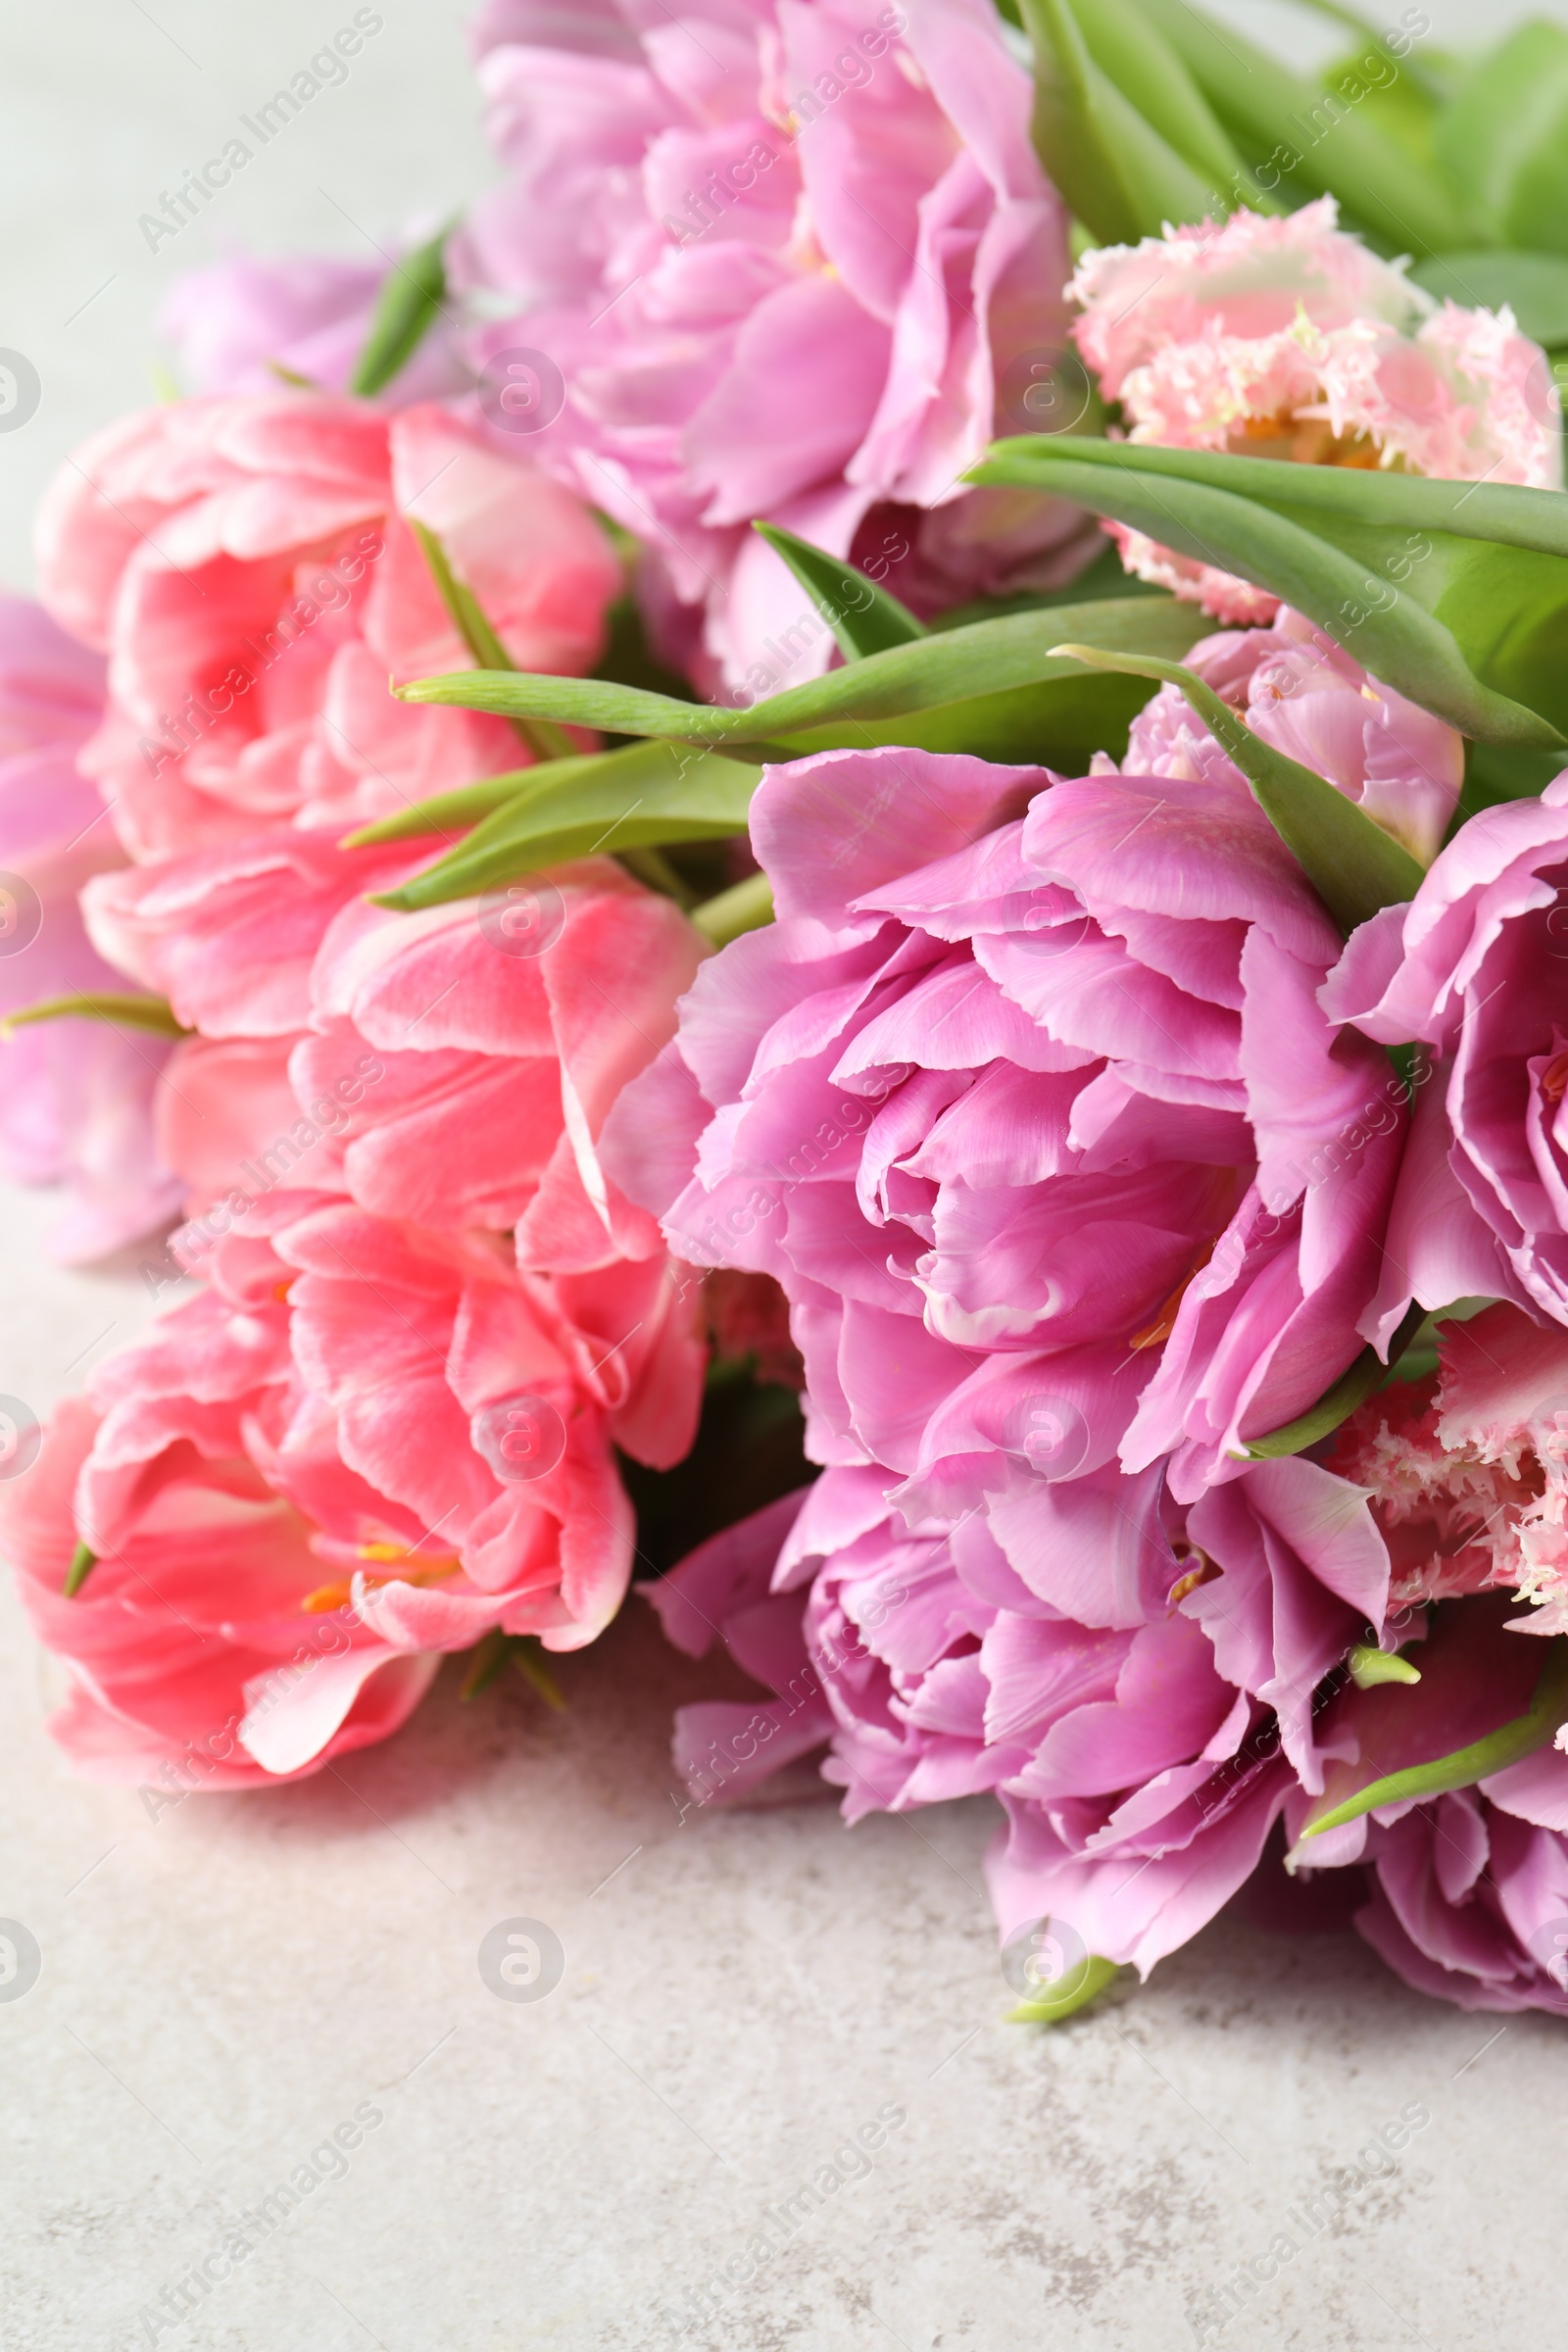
[0,595,180,1259]
[1117,604,1464,865]
[457,0,1098,694]
[0,1177,703,1787]
[35,394,620,859]
[1070,199,1560,619]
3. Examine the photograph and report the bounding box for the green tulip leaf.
[344,771,543,848]
[1433,23,1568,254]
[1060,0,1254,198]
[396,591,1208,765]
[370,739,763,912]
[349,223,453,400]
[752,523,924,661]
[970,437,1568,747]
[1125,0,1469,255]
[1018,0,1222,242]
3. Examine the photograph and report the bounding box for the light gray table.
[3,5,1566,2345]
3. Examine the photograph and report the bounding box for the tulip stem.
[692,870,773,947]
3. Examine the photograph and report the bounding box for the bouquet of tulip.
[13,0,1568,2025]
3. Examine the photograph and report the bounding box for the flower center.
[301,1545,461,1614]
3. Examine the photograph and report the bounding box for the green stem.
[691,870,774,947]
[1007,1954,1122,2025]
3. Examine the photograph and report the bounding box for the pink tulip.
[651,1445,1391,1976]
[35,394,621,859]
[1323,773,1568,1336]
[298,854,706,1264]
[1354,1794,1568,2016]
[160,246,466,403]
[1070,199,1560,618]
[1278,1594,1568,2013]
[456,0,1099,694]
[1121,604,1464,866]
[0,1176,703,1787]
[604,742,1407,1524]
[0,595,181,1259]
[89,826,709,1277]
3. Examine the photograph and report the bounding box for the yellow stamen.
[1168,1551,1219,1607]
[301,1551,461,1614]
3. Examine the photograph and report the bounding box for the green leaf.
[1410,249,1568,349]
[371,738,762,911]
[1433,23,1568,253]
[969,437,1568,747]
[1298,1624,1568,1842]
[63,1542,97,1599]
[1007,1954,1122,2025]
[752,523,924,661]
[397,592,1210,763]
[1243,1300,1428,1460]
[1062,0,1257,197]
[407,518,576,763]
[349,224,452,399]
[1,993,188,1039]
[1018,0,1224,242]
[343,771,541,848]
[1127,0,1469,256]
[692,870,772,948]
[1048,644,1426,931]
